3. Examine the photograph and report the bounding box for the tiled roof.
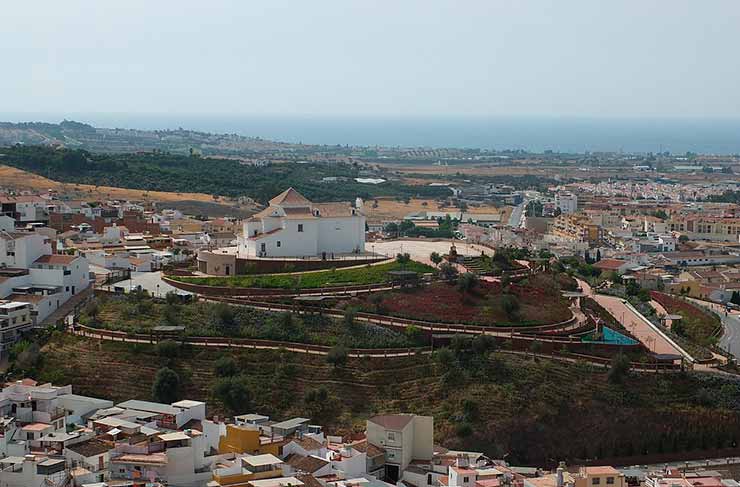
[368,414,414,430]
[33,254,79,265]
[313,202,356,218]
[269,188,312,207]
[286,454,329,473]
[66,438,111,457]
[292,436,324,451]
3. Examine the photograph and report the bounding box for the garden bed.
[650,291,722,347]
[348,274,572,326]
[171,260,434,289]
[81,294,421,349]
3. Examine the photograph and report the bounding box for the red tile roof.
[33,254,79,265]
[269,188,312,207]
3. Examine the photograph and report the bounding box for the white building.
[366,414,433,482]
[555,193,578,214]
[239,188,365,258]
[0,221,90,338]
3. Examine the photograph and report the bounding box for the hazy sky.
[3,0,740,118]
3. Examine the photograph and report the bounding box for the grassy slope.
[37,333,740,466]
[175,261,434,288]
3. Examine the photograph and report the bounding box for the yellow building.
[574,466,626,487]
[218,424,283,456]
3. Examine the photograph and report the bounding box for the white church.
[238,188,366,258]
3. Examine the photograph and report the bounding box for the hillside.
[0,145,451,204]
[35,332,740,466]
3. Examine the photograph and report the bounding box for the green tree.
[457,272,479,296]
[214,356,238,377]
[501,294,520,319]
[156,340,180,359]
[152,367,181,403]
[213,376,252,414]
[430,252,443,267]
[396,253,411,267]
[608,354,630,384]
[327,346,348,368]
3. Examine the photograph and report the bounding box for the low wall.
[236,256,386,274]
[163,275,399,297]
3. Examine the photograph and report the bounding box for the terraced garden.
[32,333,740,466]
[172,260,434,289]
[350,273,573,326]
[81,294,419,349]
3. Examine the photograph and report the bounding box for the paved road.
[686,298,740,360]
[508,201,526,228]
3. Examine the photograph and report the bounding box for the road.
[686,298,740,360]
[508,201,526,228]
[578,279,689,359]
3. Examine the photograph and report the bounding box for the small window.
[387,432,395,441]
[463,478,470,483]
[606,478,614,485]
[298,224,304,232]
[592,479,601,485]
[277,241,281,248]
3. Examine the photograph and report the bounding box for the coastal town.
[0,147,739,486]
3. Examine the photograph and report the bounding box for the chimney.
[556,462,565,487]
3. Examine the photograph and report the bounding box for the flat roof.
[249,477,304,487]
[159,431,191,442]
[243,453,283,467]
[271,417,310,430]
[171,399,205,408]
[116,399,181,416]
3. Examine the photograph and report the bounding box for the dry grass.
[364,197,509,221]
[0,165,235,204]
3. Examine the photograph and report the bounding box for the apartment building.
[549,214,603,246]
[366,414,433,482]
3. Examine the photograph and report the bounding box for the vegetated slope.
[37,333,740,466]
[0,165,236,204]
[0,145,450,203]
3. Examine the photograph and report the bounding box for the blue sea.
[4,113,740,155]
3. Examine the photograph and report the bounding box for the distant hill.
[0,120,322,157]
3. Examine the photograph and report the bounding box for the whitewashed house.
[239,188,365,258]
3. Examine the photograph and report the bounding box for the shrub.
[439,262,459,282]
[327,346,348,368]
[456,422,473,437]
[156,340,180,359]
[214,356,238,377]
[152,367,181,403]
[501,294,520,319]
[608,354,630,384]
[213,376,252,414]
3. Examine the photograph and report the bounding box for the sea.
[4,113,740,155]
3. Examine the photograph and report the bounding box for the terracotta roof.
[292,436,324,452]
[582,466,621,475]
[350,440,384,457]
[593,259,627,271]
[368,414,414,430]
[296,474,324,487]
[66,438,111,457]
[34,254,79,265]
[269,188,312,207]
[286,454,329,473]
[313,202,355,218]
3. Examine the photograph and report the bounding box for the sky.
[3,0,740,118]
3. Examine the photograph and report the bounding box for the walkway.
[578,279,689,359]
